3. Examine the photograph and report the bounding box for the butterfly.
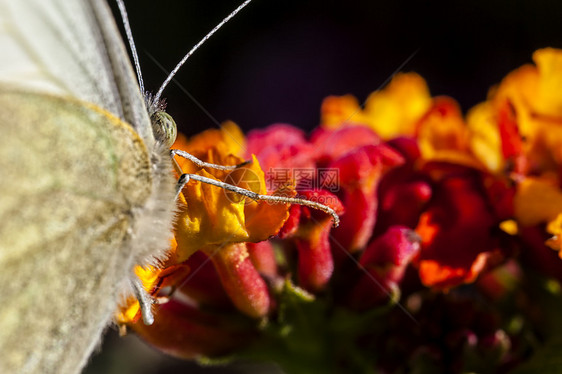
[0,0,252,372]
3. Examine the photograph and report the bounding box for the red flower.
[350,226,421,310]
[289,189,344,292]
[312,125,404,252]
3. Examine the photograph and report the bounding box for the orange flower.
[415,166,505,290]
[172,123,291,262]
[416,97,481,168]
[119,122,292,331]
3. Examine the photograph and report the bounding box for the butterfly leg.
[130,277,155,325]
[171,150,340,226]
[174,173,190,200]
[171,149,248,170]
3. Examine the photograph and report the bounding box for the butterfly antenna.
[116,0,145,96]
[154,0,253,104]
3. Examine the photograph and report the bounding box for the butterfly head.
[150,110,177,148]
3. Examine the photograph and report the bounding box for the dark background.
[87,0,562,373]
[109,0,562,136]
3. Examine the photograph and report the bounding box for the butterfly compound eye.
[151,111,178,148]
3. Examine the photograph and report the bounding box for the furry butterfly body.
[0,0,176,372]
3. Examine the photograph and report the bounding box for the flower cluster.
[118,48,562,373]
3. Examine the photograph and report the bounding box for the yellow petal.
[514,177,562,226]
[546,213,562,256]
[499,220,519,236]
[467,101,503,172]
[533,48,562,116]
[320,73,432,139]
[320,95,368,128]
[365,73,432,139]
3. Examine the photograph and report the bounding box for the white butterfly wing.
[0,0,155,147]
[0,0,175,373]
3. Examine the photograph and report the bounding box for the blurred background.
[86,0,562,373]
[109,0,562,136]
